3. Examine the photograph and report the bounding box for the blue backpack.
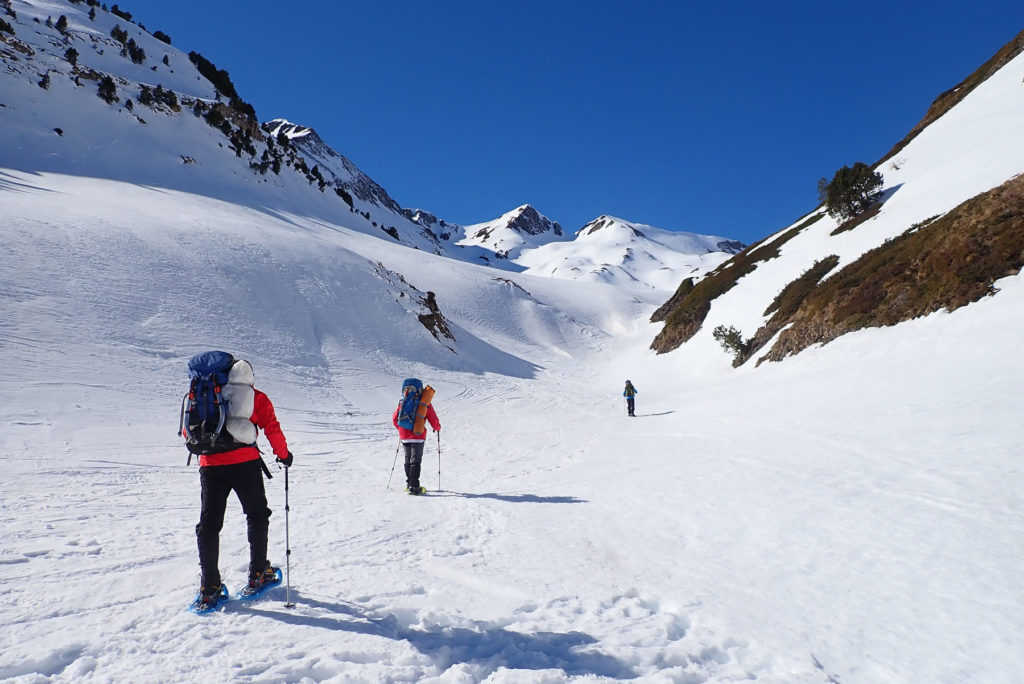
[179,350,236,460]
[396,378,423,430]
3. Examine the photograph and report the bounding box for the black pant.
[196,459,271,587]
[626,397,635,416]
[403,442,425,490]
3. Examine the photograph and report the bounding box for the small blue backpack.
[396,378,423,430]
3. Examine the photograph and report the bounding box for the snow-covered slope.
[651,45,1024,371]
[2,3,1023,682]
[3,166,1022,683]
[263,119,459,254]
[0,0,364,230]
[0,2,516,263]
[517,214,744,290]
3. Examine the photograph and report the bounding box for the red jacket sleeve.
[253,389,289,460]
[427,404,440,432]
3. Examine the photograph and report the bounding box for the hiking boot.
[248,561,279,588]
[200,583,224,604]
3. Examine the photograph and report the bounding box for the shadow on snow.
[241,593,634,679]
[436,491,587,504]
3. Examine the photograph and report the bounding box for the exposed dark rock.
[505,205,562,237]
[417,291,456,346]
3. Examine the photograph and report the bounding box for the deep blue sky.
[135,1,1023,245]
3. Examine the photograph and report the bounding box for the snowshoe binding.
[189,583,229,614]
[237,562,282,600]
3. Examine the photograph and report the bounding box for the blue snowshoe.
[189,584,230,615]
[237,565,283,600]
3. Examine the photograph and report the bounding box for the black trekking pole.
[386,440,400,490]
[437,432,441,491]
[283,466,295,608]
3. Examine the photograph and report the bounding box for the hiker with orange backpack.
[392,378,440,495]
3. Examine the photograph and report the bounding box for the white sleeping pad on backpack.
[222,360,258,444]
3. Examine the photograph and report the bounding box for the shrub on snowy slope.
[818,162,884,221]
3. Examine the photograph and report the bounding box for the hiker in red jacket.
[189,355,293,608]
[392,379,440,495]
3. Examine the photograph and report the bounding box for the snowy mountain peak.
[577,215,645,239]
[457,204,565,258]
[502,204,564,238]
[515,215,745,290]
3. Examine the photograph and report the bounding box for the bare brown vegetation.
[758,174,1024,364]
[650,212,823,353]
[733,255,840,366]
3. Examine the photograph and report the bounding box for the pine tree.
[712,325,749,361]
[97,75,118,103]
[821,162,884,220]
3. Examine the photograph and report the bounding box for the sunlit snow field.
[1,172,1022,683]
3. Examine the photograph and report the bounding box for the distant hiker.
[623,380,638,417]
[180,351,293,610]
[392,378,440,495]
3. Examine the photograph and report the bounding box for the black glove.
[277,451,293,468]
